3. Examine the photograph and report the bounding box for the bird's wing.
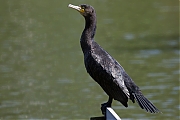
[91,43,130,98]
[110,60,130,97]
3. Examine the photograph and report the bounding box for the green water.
[0,0,179,119]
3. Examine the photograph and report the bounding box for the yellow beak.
[68,4,85,14]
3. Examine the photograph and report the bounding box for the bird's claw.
[101,102,111,115]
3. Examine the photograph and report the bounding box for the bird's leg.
[101,96,113,115]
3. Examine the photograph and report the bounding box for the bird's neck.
[80,14,96,53]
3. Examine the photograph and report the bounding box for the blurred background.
[0,0,179,119]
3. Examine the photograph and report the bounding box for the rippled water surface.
[0,0,179,119]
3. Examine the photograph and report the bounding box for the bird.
[68,4,160,115]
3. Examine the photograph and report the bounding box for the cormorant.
[68,4,160,115]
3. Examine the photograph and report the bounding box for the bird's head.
[68,4,95,17]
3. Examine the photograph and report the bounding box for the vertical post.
[90,107,121,120]
[106,107,121,120]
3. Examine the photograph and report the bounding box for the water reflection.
[160,58,179,68]
[124,33,135,40]
[136,49,162,58]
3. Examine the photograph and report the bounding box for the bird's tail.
[132,93,160,113]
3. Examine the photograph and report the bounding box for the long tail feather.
[132,93,160,113]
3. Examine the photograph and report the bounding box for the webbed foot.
[101,102,111,115]
[100,97,113,115]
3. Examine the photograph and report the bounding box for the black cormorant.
[68,4,160,115]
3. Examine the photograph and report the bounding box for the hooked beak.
[68,4,85,14]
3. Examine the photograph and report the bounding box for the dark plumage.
[68,4,160,115]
